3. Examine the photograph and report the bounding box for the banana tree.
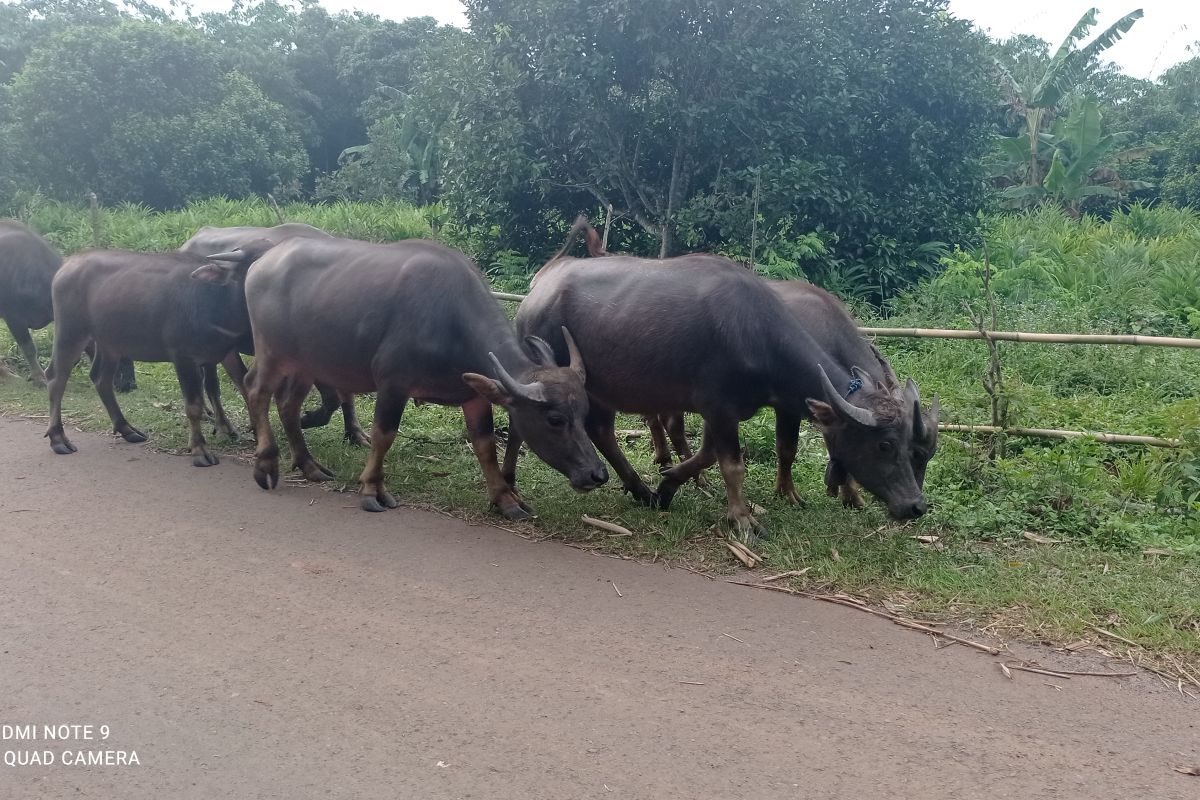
[996,7,1143,187]
[1001,96,1157,217]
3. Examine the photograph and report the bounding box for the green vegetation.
[1,2,1198,668]
[2,199,1198,668]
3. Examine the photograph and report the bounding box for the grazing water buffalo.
[177,223,369,445]
[550,219,940,510]
[242,237,608,517]
[45,243,271,465]
[509,237,933,536]
[0,220,61,384]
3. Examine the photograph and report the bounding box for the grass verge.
[2,344,1197,680]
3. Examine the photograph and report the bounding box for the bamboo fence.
[489,291,1197,448]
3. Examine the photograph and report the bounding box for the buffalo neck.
[767,324,857,413]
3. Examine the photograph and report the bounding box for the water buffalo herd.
[1,215,939,535]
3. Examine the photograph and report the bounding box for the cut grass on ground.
[2,345,1197,677]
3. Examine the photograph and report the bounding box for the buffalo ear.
[191,264,233,285]
[806,398,840,427]
[462,372,513,406]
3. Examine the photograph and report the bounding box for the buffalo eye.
[546,412,568,428]
[878,440,895,453]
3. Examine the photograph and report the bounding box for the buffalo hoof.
[345,429,371,447]
[117,425,147,444]
[31,374,47,389]
[775,485,807,507]
[624,482,658,507]
[50,439,78,455]
[192,449,219,467]
[214,422,240,441]
[500,504,533,522]
[360,490,398,513]
[652,480,680,511]
[299,460,336,482]
[253,465,279,491]
[727,511,769,543]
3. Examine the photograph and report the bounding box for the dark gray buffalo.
[242,237,608,517]
[0,220,61,384]
[509,238,935,536]
[45,244,271,465]
[177,222,368,445]
[548,220,940,512]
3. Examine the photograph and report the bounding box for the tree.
[999,96,1154,217]
[9,21,308,207]
[996,7,1144,189]
[442,0,997,295]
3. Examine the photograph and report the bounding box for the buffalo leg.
[825,460,865,509]
[113,357,137,393]
[221,351,249,402]
[654,424,718,510]
[500,413,521,488]
[277,377,335,483]
[664,412,707,488]
[299,383,339,429]
[201,362,239,440]
[774,412,805,506]
[339,393,370,446]
[708,415,768,539]
[174,360,218,467]
[463,395,532,520]
[645,414,673,470]
[357,387,407,512]
[5,319,45,386]
[586,405,655,506]
[44,326,91,455]
[90,351,148,444]
[247,361,284,490]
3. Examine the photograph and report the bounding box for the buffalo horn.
[561,326,585,382]
[818,364,877,427]
[524,336,557,366]
[205,250,243,263]
[488,353,546,404]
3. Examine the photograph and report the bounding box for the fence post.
[88,192,101,248]
[967,246,1008,458]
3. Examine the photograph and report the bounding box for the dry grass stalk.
[582,515,635,537]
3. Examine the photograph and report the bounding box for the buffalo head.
[463,326,608,493]
[808,365,939,520]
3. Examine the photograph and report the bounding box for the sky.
[165,1,1195,79]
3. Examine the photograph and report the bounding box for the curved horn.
[905,378,925,440]
[205,250,243,263]
[561,326,585,382]
[524,335,557,366]
[488,353,546,404]
[817,364,877,427]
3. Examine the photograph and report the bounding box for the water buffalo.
[652,282,939,508]
[550,219,940,509]
[0,220,61,385]
[509,233,934,536]
[45,243,271,465]
[242,237,608,517]
[177,223,369,445]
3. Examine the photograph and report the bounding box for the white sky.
[163,1,1195,79]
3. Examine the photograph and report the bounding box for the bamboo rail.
[939,424,1181,449]
[492,292,1200,349]
[859,327,1200,348]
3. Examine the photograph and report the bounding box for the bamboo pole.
[940,424,1181,448]
[860,327,1200,348]
[488,292,1200,349]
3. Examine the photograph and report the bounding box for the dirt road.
[0,416,1196,799]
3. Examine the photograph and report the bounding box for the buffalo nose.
[592,466,609,486]
[911,499,929,517]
